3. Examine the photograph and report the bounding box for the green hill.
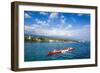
[24,35,80,42]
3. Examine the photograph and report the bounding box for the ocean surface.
[24,42,90,62]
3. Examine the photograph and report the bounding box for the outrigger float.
[48,48,74,55]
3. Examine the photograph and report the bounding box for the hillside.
[24,35,80,42]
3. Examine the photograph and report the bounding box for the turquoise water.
[24,42,90,62]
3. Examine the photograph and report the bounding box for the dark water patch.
[24,42,90,62]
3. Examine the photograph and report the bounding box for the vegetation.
[24,35,80,43]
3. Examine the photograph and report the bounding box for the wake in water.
[46,48,75,60]
[47,47,74,55]
[24,42,90,61]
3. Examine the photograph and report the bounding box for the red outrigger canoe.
[48,48,74,55]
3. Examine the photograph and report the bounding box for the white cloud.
[24,13,31,18]
[25,20,90,41]
[71,17,76,23]
[77,13,84,16]
[24,25,33,31]
[83,24,90,28]
[61,15,64,19]
[51,28,72,37]
[49,12,59,19]
[67,25,90,41]
[60,24,72,30]
[47,19,51,23]
[25,23,74,38]
[35,19,49,27]
[36,19,44,24]
[61,18,65,24]
[40,12,48,15]
[67,24,72,28]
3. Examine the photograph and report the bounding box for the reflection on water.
[24,42,90,62]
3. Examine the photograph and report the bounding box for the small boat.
[48,48,74,55]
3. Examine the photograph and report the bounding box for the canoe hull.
[48,48,74,55]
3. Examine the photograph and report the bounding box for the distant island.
[24,35,80,43]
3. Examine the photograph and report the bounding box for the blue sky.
[24,11,90,41]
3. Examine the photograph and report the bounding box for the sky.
[24,11,90,41]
